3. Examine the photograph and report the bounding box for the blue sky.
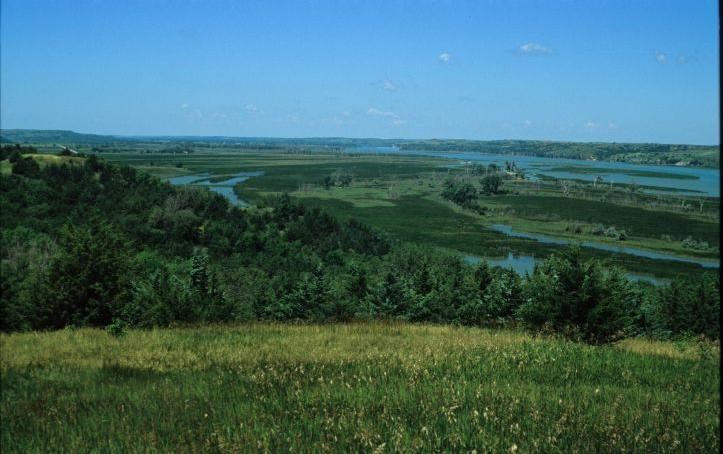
[1,0,719,144]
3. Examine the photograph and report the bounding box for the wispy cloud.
[180,103,189,109]
[676,55,688,65]
[244,104,258,113]
[655,51,667,64]
[383,80,398,91]
[367,108,398,118]
[438,52,452,62]
[518,42,553,56]
[372,79,400,91]
[367,107,405,125]
[585,121,601,128]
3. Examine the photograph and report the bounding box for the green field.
[1,323,719,452]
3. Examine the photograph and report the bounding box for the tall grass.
[2,323,718,452]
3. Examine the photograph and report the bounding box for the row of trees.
[1,152,719,342]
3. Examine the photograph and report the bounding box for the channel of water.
[167,171,263,207]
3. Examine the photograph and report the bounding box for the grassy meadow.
[1,323,719,452]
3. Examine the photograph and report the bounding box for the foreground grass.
[1,323,719,452]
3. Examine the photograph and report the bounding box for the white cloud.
[383,80,398,91]
[519,42,552,55]
[585,121,601,128]
[676,55,688,64]
[438,52,451,62]
[523,119,532,127]
[245,104,258,113]
[608,122,617,129]
[367,107,405,126]
[367,108,398,118]
[656,52,667,64]
[180,103,189,109]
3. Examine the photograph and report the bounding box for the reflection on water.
[167,171,263,207]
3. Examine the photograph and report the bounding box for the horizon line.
[0,127,719,148]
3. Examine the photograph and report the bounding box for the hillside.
[0,129,124,145]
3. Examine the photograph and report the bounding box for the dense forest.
[0,146,719,342]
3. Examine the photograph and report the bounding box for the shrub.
[591,224,605,236]
[481,174,503,194]
[645,273,719,339]
[516,247,636,343]
[41,222,131,329]
[603,226,619,238]
[442,179,478,206]
[681,236,710,250]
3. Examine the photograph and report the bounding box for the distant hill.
[2,129,718,167]
[0,129,126,145]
